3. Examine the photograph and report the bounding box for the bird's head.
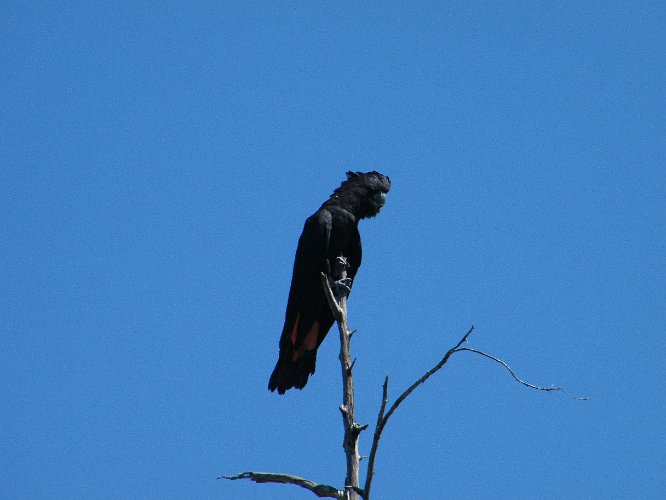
[330,171,391,219]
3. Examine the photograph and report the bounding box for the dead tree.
[222,256,588,499]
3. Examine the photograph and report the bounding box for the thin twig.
[363,376,389,499]
[453,347,591,400]
[220,472,342,498]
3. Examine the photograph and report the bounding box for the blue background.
[2,2,664,499]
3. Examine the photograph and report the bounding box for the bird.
[269,171,391,394]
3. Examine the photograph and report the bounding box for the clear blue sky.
[2,2,664,499]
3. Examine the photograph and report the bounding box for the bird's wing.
[269,209,334,393]
[280,208,332,353]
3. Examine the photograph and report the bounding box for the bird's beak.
[373,192,387,207]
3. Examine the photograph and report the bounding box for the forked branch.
[223,289,588,499]
[363,326,589,499]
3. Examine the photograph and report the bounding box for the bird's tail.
[268,349,317,394]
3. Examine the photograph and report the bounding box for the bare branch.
[320,272,342,318]
[327,256,363,500]
[363,376,389,499]
[381,325,475,425]
[453,347,591,400]
[363,326,474,499]
[362,325,589,498]
[220,472,342,498]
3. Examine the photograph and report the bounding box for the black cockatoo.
[269,171,391,394]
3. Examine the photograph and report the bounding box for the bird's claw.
[331,277,352,296]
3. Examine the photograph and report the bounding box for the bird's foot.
[330,276,352,296]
